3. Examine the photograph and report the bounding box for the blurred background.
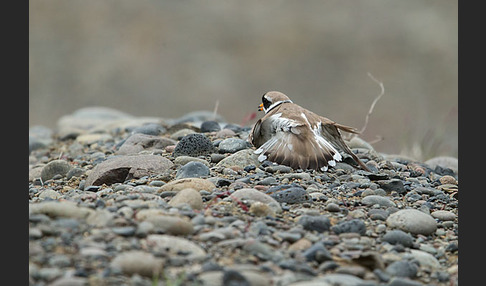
[29,0,457,160]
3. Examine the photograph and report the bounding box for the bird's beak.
[258,103,264,111]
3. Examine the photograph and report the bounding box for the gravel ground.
[29,107,458,286]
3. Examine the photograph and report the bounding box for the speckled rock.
[173,133,215,157]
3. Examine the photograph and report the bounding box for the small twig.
[358,72,385,135]
[212,100,220,121]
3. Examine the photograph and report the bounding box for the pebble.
[28,108,458,286]
[431,210,456,221]
[386,209,437,235]
[218,138,249,153]
[40,160,72,181]
[361,195,396,208]
[382,230,414,248]
[200,120,221,132]
[176,161,210,179]
[331,219,367,235]
[145,234,206,260]
[173,133,215,157]
[385,260,418,278]
[216,148,261,168]
[230,188,282,213]
[84,154,174,189]
[116,133,176,155]
[270,187,313,204]
[168,188,204,210]
[174,155,210,166]
[298,215,331,233]
[130,122,166,135]
[158,178,216,193]
[38,189,61,200]
[110,250,163,277]
[376,179,406,194]
[75,133,113,145]
[143,215,194,235]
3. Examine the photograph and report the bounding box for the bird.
[248,91,371,172]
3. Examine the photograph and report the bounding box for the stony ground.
[29,107,458,286]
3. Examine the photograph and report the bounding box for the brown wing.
[254,121,341,171]
[319,119,371,172]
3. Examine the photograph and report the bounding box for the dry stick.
[212,99,220,121]
[358,72,385,135]
[347,72,385,143]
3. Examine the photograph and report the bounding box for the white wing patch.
[300,113,342,163]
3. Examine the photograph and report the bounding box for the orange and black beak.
[258,103,264,111]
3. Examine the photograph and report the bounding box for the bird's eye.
[262,95,272,110]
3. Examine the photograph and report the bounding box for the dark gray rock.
[376,179,406,194]
[302,241,332,262]
[382,230,414,248]
[222,269,250,286]
[298,215,331,233]
[331,219,367,235]
[173,133,215,157]
[176,161,210,179]
[385,260,418,278]
[270,187,312,204]
[200,120,221,132]
[130,123,166,135]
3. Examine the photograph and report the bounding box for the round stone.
[386,209,437,235]
[40,160,72,181]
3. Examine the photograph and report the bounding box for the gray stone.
[431,210,456,221]
[386,209,437,235]
[218,138,249,153]
[146,234,206,260]
[117,133,176,155]
[40,160,72,181]
[29,201,94,219]
[216,149,261,168]
[270,187,312,204]
[84,154,173,189]
[130,123,166,135]
[376,179,406,194]
[200,120,221,132]
[302,242,332,262]
[425,156,458,173]
[331,219,367,235]
[110,250,163,277]
[382,230,414,247]
[174,155,210,166]
[176,161,210,179]
[143,215,194,235]
[361,195,396,207]
[408,249,441,270]
[298,215,331,233]
[386,260,418,278]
